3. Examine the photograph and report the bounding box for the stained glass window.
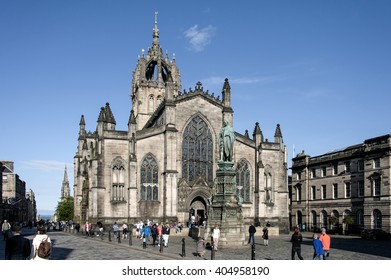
[140,153,158,200]
[236,160,251,202]
[182,116,213,183]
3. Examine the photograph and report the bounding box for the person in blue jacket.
[313,233,325,260]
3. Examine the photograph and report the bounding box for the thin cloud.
[184,24,216,52]
[202,75,285,86]
[20,160,71,171]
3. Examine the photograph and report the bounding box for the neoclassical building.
[73,16,289,231]
[291,134,391,233]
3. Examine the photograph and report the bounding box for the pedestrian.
[196,237,205,257]
[122,223,128,239]
[84,221,91,236]
[141,223,151,248]
[5,225,31,260]
[112,222,119,239]
[96,221,104,237]
[2,219,11,241]
[31,225,52,260]
[290,226,304,260]
[157,223,163,246]
[162,222,171,247]
[262,226,269,246]
[151,224,157,246]
[136,220,143,238]
[312,234,324,260]
[248,223,256,245]
[75,223,80,233]
[319,228,331,259]
[212,224,220,251]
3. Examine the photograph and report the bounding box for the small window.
[345,161,351,173]
[322,166,327,177]
[357,181,364,197]
[374,158,380,169]
[311,186,316,200]
[358,160,364,171]
[373,178,381,196]
[321,185,326,200]
[345,182,351,198]
[333,164,338,175]
[311,168,316,178]
[333,183,338,199]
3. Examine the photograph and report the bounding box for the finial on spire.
[153,11,159,43]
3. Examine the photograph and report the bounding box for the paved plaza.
[1,226,390,260]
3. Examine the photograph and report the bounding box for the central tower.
[130,12,181,129]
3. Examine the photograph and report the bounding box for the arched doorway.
[189,196,207,226]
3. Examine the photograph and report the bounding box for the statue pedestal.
[208,161,246,248]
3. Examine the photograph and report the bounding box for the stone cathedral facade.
[73,17,289,232]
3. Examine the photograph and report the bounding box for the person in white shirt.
[31,225,52,260]
[212,224,220,251]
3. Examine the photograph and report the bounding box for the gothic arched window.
[236,160,251,202]
[148,95,155,114]
[182,116,213,183]
[140,153,158,201]
[112,159,125,201]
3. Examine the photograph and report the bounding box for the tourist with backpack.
[31,225,52,260]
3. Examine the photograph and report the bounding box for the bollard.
[129,232,132,246]
[181,238,186,257]
[118,232,121,243]
[211,236,215,260]
[109,230,112,242]
[251,243,255,260]
[159,236,163,253]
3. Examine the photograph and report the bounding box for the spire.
[253,122,262,136]
[253,122,264,144]
[79,115,85,126]
[128,109,137,126]
[61,165,70,199]
[222,78,231,108]
[274,124,282,138]
[274,123,283,144]
[104,102,116,124]
[63,165,69,183]
[153,11,159,46]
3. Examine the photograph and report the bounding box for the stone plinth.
[207,161,246,248]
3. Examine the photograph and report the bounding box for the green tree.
[56,197,74,221]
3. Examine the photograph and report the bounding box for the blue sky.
[1,0,390,216]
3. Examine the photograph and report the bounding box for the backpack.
[37,238,51,258]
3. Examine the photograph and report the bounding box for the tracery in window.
[182,116,213,183]
[140,153,158,201]
[112,159,125,201]
[236,159,251,202]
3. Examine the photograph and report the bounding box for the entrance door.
[190,198,206,226]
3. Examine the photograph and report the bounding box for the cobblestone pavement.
[1,227,390,260]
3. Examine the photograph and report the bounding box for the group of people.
[290,226,331,260]
[247,223,269,246]
[3,219,52,260]
[135,220,172,248]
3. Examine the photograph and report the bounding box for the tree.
[56,197,74,221]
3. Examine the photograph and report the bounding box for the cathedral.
[73,16,289,232]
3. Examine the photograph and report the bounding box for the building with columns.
[73,16,289,231]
